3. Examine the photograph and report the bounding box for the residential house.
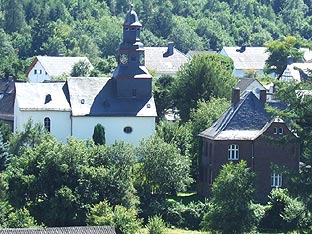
[219,46,269,78]
[25,56,93,83]
[198,88,300,201]
[0,226,116,234]
[14,6,156,145]
[236,78,267,99]
[280,62,312,82]
[0,77,16,128]
[144,42,189,75]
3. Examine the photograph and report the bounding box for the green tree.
[87,200,142,234]
[0,133,10,172]
[146,215,167,234]
[92,123,105,145]
[5,137,138,226]
[201,161,256,234]
[3,0,25,34]
[264,36,304,78]
[70,60,92,77]
[137,135,193,196]
[171,54,235,121]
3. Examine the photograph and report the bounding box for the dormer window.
[45,94,52,104]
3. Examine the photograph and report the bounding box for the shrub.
[146,215,167,234]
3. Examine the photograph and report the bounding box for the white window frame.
[271,173,282,188]
[228,144,239,160]
[273,127,278,134]
[278,127,283,135]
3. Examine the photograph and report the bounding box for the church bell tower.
[112,5,152,98]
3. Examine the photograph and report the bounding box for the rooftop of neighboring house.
[220,46,269,70]
[199,90,287,140]
[0,77,16,121]
[25,56,94,78]
[236,78,266,93]
[144,42,189,75]
[0,226,116,234]
[281,62,312,82]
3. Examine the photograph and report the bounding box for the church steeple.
[112,5,152,98]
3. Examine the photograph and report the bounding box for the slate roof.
[144,46,189,75]
[0,226,116,234]
[15,77,157,117]
[0,78,16,121]
[67,77,156,117]
[199,92,286,140]
[25,56,94,77]
[221,47,269,70]
[15,82,71,111]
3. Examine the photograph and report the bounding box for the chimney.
[163,42,174,57]
[232,87,240,105]
[259,89,267,104]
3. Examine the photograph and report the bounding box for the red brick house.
[198,88,300,202]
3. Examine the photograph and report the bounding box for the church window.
[124,126,132,134]
[44,117,51,132]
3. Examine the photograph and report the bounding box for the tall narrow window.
[271,173,282,188]
[228,144,239,160]
[44,117,51,132]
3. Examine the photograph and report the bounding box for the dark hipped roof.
[0,226,116,234]
[199,92,286,140]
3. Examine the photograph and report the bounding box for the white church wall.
[14,109,71,143]
[28,62,50,83]
[72,116,155,146]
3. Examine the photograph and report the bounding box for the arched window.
[228,144,239,160]
[44,117,51,132]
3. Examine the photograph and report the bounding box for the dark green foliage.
[0,133,10,172]
[146,215,167,234]
[71,60,92,77]
[171,54,235,122]
[201,161,257,234]
[92,124,105,145]
[259,188,309,233]
[137,135,193,196]
[87,200,142,234]
[5,138,138,226]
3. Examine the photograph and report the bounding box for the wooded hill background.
[0,0,312,79]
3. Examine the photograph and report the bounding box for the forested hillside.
[0,0,312,80]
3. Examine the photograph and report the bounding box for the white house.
[236,78,269,100]
[14,7,157,146]
[280,62,312,82]
[219,46,269,78]
[25,56,93,83]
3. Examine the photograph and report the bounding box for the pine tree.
[92,124,105,145]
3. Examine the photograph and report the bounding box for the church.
[14,6,157,145]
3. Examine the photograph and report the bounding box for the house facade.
[280,62,312,82]
[25,56,93,83]
[198,89,300,201]
[14,7,156,146]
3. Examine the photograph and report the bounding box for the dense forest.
[1,0,312,80]
[1,0,312,233]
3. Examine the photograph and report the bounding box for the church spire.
[112,5,152,98]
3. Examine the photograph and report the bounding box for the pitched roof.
[15,82,71,111]
[15,77,157,117]
[144,46,189,75]
[0,226,116,234]
[221,47,269,70]
[0,78,16,121]
[281,63,312,82]
[236,78,266,92]
[199,92,286,140]
[25,56,94,77]
[67,77,156,117]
